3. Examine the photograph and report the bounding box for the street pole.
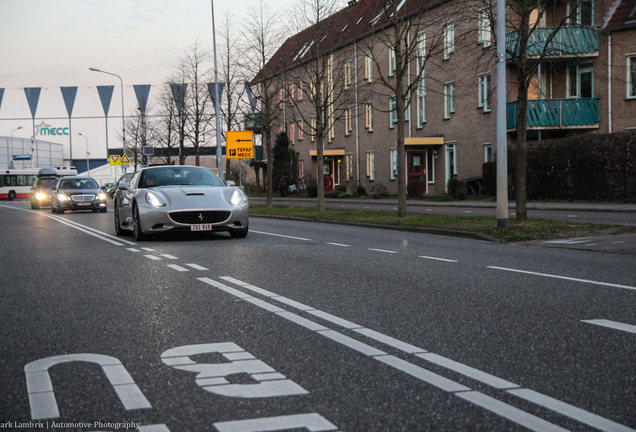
[496,0,509,229]
[78,133,90,176]
[211,0,223,181]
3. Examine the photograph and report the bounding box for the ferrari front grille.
[169,210,231,224]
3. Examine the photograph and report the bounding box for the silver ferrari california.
[113,166,249,240]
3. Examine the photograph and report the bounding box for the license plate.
[77,202,91,206]
[191,223,212,231]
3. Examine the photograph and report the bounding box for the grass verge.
[249,204,625,242]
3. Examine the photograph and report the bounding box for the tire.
[132,202,147,241]
[31,200,40,210]
[114,203,125,236]
[229,225,249,238]
[51,205,57,214]
[92,209,98,213]
[8,191,16,201]
[100,207,107,213]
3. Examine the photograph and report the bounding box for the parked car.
[113,166,248,240]
[50,177,107,214]
[30,168,60,209]
[101,182,114,192]
[106,173,134,198]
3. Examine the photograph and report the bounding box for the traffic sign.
[226,131,254,159]
[109,155,121,165]
[12,155,32,161]
[120,153,131,164]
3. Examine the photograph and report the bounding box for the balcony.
[506,98,600,130]
[506,26,598,60]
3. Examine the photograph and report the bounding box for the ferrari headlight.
[229,190,244,206]
[58,194,68,201]
[146,191,166,207]
[36,193,46,200]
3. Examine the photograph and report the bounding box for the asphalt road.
[1,201,635,432]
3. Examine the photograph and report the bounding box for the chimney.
[348,0,357,8]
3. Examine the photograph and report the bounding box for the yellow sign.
[120,153,131,164]
[226,131,254,159]
[109,155,121,165]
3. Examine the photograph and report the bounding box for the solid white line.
[144,255,161,261]
[186,263,208,271]
[46,214,137,245]
[375,355,469,392]
[457,391,569,432]
[355,328,427,354]
[161,254,179,259]
[508,388,636,432]
[250,230,312,241]
[419,256,458,263]
[48,217,124,246]
[416,353,519,389]
[307,310,363,329]
[487,266,636,291]
[368,248,398,254]
[326,242,351,247]
[317,330,386,356]
[167,264,188,272]
[582,319,636,335]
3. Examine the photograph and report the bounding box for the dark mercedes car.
[50,177,107,214]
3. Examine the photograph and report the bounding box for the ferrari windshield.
[139,167,224,188]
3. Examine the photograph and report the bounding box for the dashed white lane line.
[326,242,351,247]
[167,264,189,272]
[568,215,578,218]
[144,255,162,261]
[141,247,156,251]
[161,254,179,259]
[127,248,141,252]
[487,266,636,292]
[251,230,312,241]
[582,319,636,335]
[368,248,398,254]
[419,255,458,263]
[186,263,209,271]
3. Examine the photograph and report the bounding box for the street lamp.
[78,133,90,176]
[89,67,126,161]
[9,126,23,169]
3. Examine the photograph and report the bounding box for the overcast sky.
[0,0,291,89]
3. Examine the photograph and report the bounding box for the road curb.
[251,214,501,242]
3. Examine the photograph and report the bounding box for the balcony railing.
[506,26,598,59]
[506,98,600,130]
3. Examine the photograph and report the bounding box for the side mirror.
[225,180,236,187]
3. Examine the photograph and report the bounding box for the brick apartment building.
[246,0,636,196]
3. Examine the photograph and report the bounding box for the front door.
[408,151,426,185]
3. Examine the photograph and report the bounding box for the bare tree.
[243,0,286,208]
[155,81,181,166]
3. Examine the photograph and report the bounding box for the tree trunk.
[265,129,273,209]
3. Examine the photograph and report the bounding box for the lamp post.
[89,68,126,173]
[78,133,90,176]
[9,126,23,169]
[211,0,223,181]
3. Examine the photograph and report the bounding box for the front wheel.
[229,225,249,239]
[31,200,40,210]
[132,202,147,241]
[114,202,125,236]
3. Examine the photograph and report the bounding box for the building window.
[628,55,636,99]
[444,22,455,60]
[417,32,426,127]
[478,9,491,47]
[344,108,352,135]
[289,122,295,144]
[365,54,373,82]
[444,82,455,118]
[568,65,593,98]
[310,117,316,142]
[298,120,304,141]
[365,103,373,131]
[344,62,352,90]
[390,148,398,180]
[390,98,397,127]
[484,144,492,162]
[445,143,457,190]
[299,159,305,182]
[389,47,396,76]
[345,154,353,180]
[277,89,283,107]
[289,84,294,103]
[405,97,410,122]
[478,74,491,111]
[278,124,283,134]
[297,81,303,100]
[366,151,375,180]
[427,149,435,183]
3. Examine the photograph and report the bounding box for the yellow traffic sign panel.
[109,155,121,165]
[226,131,254,159]
[120,153,131,164]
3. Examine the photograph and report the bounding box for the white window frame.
[298,120,304,141]
[628,55,636,99]
[389,98,397,128]
[289,122,295,144]
[444,22,455,60]
[478,9,491,47]
[478,73,491,112]
[365,103,373,131]
[366,151,375,180]
[390,148,398,180]
[389,47,396,76]
[365,54,373,82]
[345,153,353,180]
[445,142,457,190]
[484,143,492,162]
[568,64,594,98]
[444,82,455,118]
[310,117,316,142]
[344,61,352,90]
[344,108,352,135]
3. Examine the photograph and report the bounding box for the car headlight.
[146,192,166,207]
[58,194,68,201]
[97,193,106,200]
[36,193,46,200]
[229,190,244,206]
